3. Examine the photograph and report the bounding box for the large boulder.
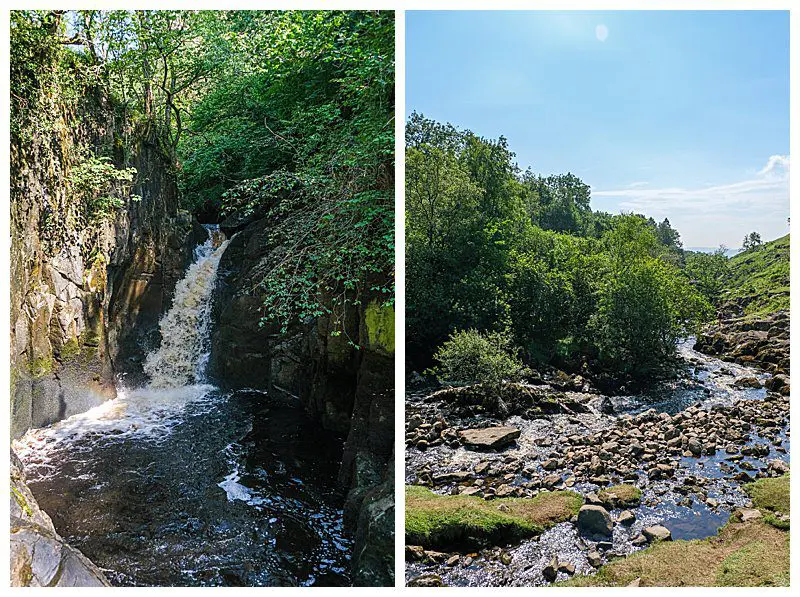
[577,505,613,538]
[10,455,109,587]
[459,426,521,450]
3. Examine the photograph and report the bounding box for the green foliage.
[721,234,789,316]
[684,248,730,304]
[178,11,395,336]
[590,217,713,375]
[406,114,713,382]
[68,155,138,222]
[742,231,763,252]
[432,329,524,386]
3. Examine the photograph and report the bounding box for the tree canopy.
[11,9,394,336]
[407,113,714,382]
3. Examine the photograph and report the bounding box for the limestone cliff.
[9,90,202,438]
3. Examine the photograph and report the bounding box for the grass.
[721,234,789,316]
[745,474,790,529]
[598,484,642,507]
[405,485,583,550]
[560,473,790,587]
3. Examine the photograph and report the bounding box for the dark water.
[17,388,352,587]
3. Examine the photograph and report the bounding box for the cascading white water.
[144,226,229,388]
[15,226,231,453]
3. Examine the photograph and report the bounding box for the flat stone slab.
[459,426,521,449]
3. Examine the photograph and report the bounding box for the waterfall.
[144,226,229,388]
[14,227,231,451]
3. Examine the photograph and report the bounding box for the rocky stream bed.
[404,338,790,587]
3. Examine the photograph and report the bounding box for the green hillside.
[721,234,789,316]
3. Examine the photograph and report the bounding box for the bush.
[432,329,523,386]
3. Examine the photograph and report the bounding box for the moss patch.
[745,474,790,529]
[27,356,53,378]
[58,337,81,360]
[406,485,583,550]
[599,484,642,507]
[364,300,394,354]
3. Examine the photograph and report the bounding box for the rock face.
[459,426,521,450]
[11,454,109,587]
[10,90,202,437]
[207,212,395,585]
[694,311,789,377]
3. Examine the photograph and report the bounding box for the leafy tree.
[432,329,523,386]
[684,247,729,304]
[742,231,763,252]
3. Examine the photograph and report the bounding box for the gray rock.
[642,525,672,542]
[459,426,521,450]
[10,456,109,587]
[587,550,603,567]
[577,505,613,538]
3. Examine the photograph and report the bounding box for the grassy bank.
[405,485,583,550]
[561,475,790,587]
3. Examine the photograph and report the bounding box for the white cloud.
[592,155,790,247]
[758,154,789,176]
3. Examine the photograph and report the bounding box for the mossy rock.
[364,300,394,354]
[745,474,789,529]
[58,337,81,361]
[598,484,642,508]
[27,356,53,379]
[405,485,583,550]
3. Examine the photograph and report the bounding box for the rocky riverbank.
[11,453,109,587]
[404,339,790,586]
[694,310,789,378]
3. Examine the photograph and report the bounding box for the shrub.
[432,329,523,386]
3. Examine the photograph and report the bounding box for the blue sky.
[406,10,790,249]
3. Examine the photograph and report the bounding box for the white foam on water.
[14,384,216,472]
[144,232,231,388]
[16,226,231,474]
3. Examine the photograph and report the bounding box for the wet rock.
[642,525,672,542]
[408,574,444,587]
[542,557,558,582]
[576,505,613,538]
[558,562,575,575]
[406,545,425,561]
[11,456,110,587]
[587,550,603,568]
[445,555,460,567]
[617,510,636,526]
[432,471,472,484]
[459,426,521,450]
[767,459,790,476]
[734,377,763,389]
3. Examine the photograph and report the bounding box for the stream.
[405,341,790,586]
[14,226,353,587]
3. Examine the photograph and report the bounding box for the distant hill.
[685,246,740,258]
[720,234,789,316]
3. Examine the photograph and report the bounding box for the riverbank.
[404,338,790,586]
